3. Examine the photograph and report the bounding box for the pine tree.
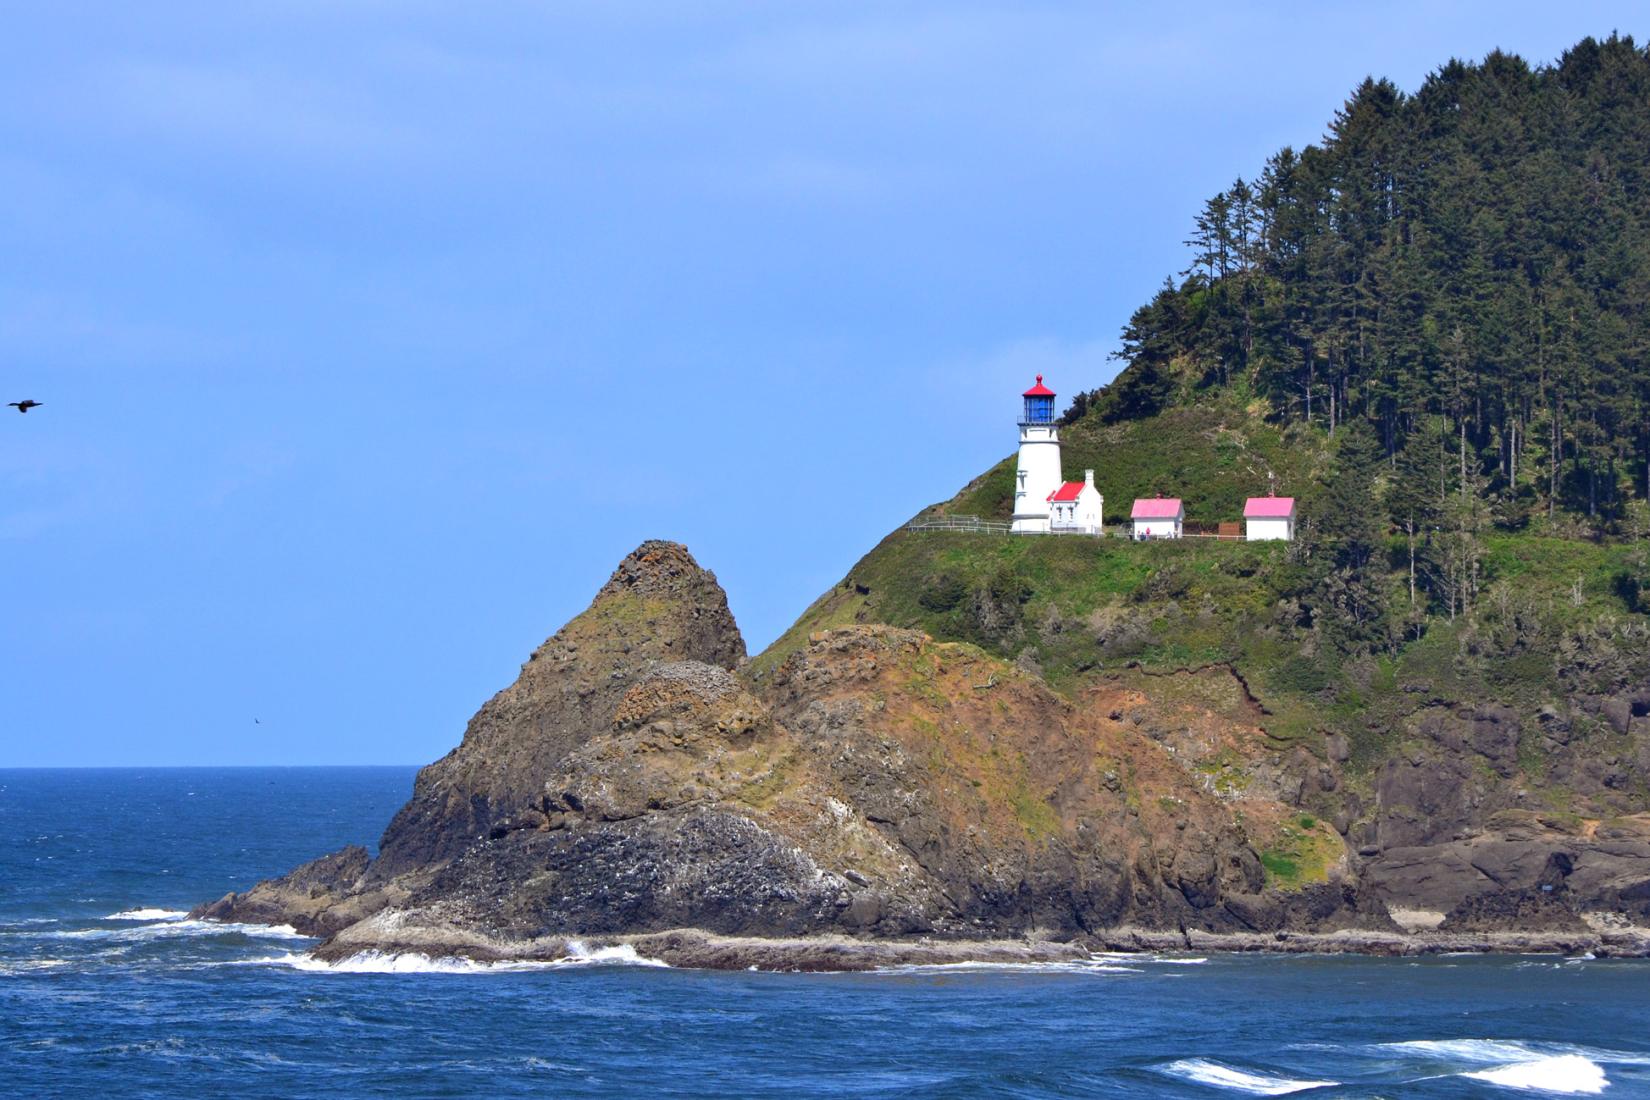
[1388,417,1450,616]
[1313,422,1389,645]
[1097,34,1650,537]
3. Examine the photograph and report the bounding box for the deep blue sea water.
[3,768,1650,1098]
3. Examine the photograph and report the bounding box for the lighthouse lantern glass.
[1024,394,1054,424]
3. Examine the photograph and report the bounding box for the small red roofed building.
[1047,470,1103,535]
[1243,494,1296,541]
[1130,496,1183,540]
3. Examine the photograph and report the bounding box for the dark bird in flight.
[9,400,42,413]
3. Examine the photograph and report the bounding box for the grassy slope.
[755,386,1646,822]
[946,390,1325,527]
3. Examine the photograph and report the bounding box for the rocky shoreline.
[193,542,1650,973]
[1099,925,1650,959]
[295,923,1650,972]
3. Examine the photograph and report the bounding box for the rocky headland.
[194,541,1650,969]
[194,36,1650,968]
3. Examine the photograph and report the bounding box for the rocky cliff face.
[195,540,1650,966]
[372,540,745,874]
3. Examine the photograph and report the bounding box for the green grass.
[1258,818,1343,889]
[1008,778,1062,842]
[751,390,1650,831]
[755,531,1294,686]
[1259,851,1300,881]
[942,393,1327,527]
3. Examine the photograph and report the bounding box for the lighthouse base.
[1010,512,1051,534]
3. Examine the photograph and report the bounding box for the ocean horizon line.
[0,762,422,772]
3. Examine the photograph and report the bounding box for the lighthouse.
[1011,375,1063,534]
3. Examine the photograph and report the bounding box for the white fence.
[905,517,1279,543]
[904,515,1106,537]
[904,515,1013,534]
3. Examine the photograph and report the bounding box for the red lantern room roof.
[1023,374,1055,397]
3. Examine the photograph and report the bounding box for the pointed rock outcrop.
[373,541,746,873]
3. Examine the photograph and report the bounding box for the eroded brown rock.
[373,541,746,873]
[195,540,1650,968]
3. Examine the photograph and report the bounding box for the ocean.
[2,767,1648,1098]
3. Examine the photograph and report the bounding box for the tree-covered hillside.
[1048,35,1650,650]
[759,38,1650,834]
[1074,34,1650,533]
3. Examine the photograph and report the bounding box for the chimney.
[1084,469,1094,488]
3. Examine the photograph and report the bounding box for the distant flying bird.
[8,400,41,413]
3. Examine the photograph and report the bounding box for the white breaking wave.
[1385,1038,1650,1067]
[1380,1038,1650,1094]
[561,941,670,967]
[1161,1058,1337,1095]
[105,908,189,921]
[258,941,669,974]
[0,958,71,974]
[263,951,557,974]
[1387,1039,1546,1063]
[1462,1054,1608,1094]
[873,958,1140,976]
[36,918,309,943]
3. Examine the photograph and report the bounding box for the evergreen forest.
[769,36,1650,731]
[1072,35,1650,532]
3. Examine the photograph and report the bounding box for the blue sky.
[3,2,1643,765]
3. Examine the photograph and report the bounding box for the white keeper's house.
[1048,470,1104,534]
[1243,495,1297,541]
[1011,376,1103,535]
[1130,496,1184,540]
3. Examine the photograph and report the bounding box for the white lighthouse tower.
[1011,375,1063,534]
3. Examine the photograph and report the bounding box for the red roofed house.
[1243,495,1297,541]
[1130,496,1183,540]
[1046,469,1103,535]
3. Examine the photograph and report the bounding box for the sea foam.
[43,918,309,943]
[260,941,668,974]
[1387,1038,1545,1063]
[105,908,189,921]
[1091,951,1206,965]
[0,958,71,975]
[1462,1054,1608,1094]
[1160,1058,1337,1095]
[264,950,556,974]
[875,957,1139,977]
[1381,1038,1641,1094]
[561,941,671,967]
[1386,1037,1650,1067]
[28,910,310,949]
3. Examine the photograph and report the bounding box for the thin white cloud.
[712,6,1219,106]
[96,59,425,164]
[926,336,1121,413]
[693,150,934,203]
[0,437,137,543]
[0,289,229,370]
[0,155,214,248]
[199,440,301,509]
